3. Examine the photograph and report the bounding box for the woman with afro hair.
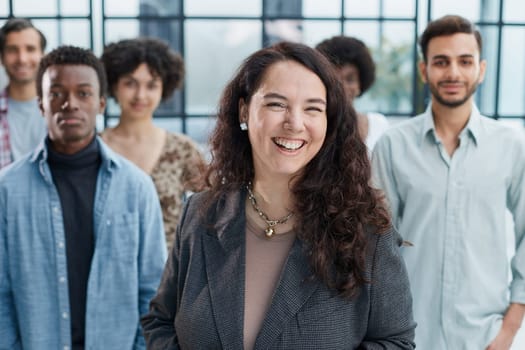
[100,37,207,251]
[316,35,389,152]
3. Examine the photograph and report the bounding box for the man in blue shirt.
[372,15,525,349]
[0,18,47,168]
[0,45,167,349]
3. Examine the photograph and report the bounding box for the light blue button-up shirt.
[0,137,167,350]
[372,104,525,349]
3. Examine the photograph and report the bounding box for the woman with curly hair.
[100,37,206,250]
[141,42,415,349]
[316,35,389,152]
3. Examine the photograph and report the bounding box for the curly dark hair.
[36,45,107,98]
[419,15,482,62]
[206,41,390,298]
[100,37,184,101]
[0,17,47,55]
[316,36,376,96]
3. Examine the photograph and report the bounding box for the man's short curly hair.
[316,36,376,96]
[100,37,184,101]
[36,45,108,99]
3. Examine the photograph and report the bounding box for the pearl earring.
[240,122,248,131]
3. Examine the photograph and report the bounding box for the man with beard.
[372,15,525,350]
[0,18,47,168]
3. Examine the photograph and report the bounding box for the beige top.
[149,132,206,251]
[243,216,296,350]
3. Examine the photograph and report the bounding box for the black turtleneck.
[47,136,101,350]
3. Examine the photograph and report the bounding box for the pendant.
[265,227,274,238]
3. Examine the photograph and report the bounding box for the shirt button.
[106,220,111,226]
[62,312,68,319]
[53,206,59,213]
[58,241,64,249]
[59,276,66,283]
[64,346,70,350]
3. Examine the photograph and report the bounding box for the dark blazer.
[141,189,416,349]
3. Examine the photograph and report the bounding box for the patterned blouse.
[149,132,207,251]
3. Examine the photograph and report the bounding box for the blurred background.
[1,0,524,146]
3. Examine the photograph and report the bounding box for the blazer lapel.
[202,190,246,350]
[254,239,320,348]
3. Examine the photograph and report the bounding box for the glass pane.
[498,27,525,116]
[479,0,500,22]
[0,1,9,16]
[185,0,261,16]
[13,0,57,16]
[105,0,140,16]
[32,20,60,51]
[477,26,498,116]
[104,19,181,52]
[61,20,91,48]
[303,0,341,17]
[104,19,182,51]
[264,0,301,17]
[139,20,182,51]
[264,20,302,45]
[345,0,379,17]
[302,21,342,47]
[96,114,105,132]
[105,98,121,118]
[186,117,216,151]
[345,21,416,114]
[105,0,180,17]
[0,67,7,91]
[384,0,416,18]
[185,20,262,115]
[432,0,480,22]
[140,0,180,16]
[504,0,525,23]
[344,21,379,47]
[105,117,120,128]
[157,90,183,115]
[104,20,140,43]
[61,0,90,16]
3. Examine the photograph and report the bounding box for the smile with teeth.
[273,137,305,151]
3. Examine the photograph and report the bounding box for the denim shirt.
[0,137,167,350]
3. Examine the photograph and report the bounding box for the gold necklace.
[246,183,294,238]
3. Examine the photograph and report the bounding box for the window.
[1,0,524,143]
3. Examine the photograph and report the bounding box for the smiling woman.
[239,60,327,184]
[141,41,416,350]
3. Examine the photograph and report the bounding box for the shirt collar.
[419,102,482,147]
[30,135,123,170]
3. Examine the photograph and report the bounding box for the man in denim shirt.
[0,45,167,349]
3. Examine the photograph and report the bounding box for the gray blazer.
[141,189,416,349]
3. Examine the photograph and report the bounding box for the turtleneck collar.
[46,136,100,170]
